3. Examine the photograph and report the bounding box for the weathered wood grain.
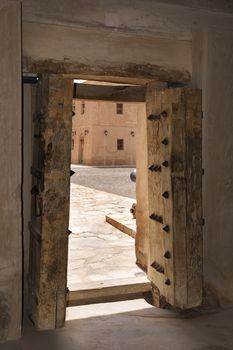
[24,58,191,85]
[67,278,151,307]
[145,86,202,309]
[28,74,73,329]
[185,89,202,306]
[74,83,146,102]
[105,215,136,239]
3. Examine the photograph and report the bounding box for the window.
[116,103,123,114]
[117,139,124,150]
[71,139,74,150]
[81,102,85,115]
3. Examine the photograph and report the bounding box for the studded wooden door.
[28,74,73,329]
[145,85,203,309]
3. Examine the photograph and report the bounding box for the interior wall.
[22,21,191,84]
[19,1,233,321]
[0,0,22,342]
[192,30,233,305]
[21,0,233,40]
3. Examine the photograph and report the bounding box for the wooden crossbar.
[67,277,151,307]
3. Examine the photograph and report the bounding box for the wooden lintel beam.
[73,83,146,102]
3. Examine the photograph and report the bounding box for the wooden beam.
[74,83,146,102]
[105,215,136,239]
[67,278,151,307]
[24,57,190,84]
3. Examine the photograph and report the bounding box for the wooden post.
[28,74,73,329]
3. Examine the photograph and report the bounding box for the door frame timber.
[27,65,202,329]
[29,74,73,329]
[28,72,154,329]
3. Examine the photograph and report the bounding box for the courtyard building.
[71,97,143,166]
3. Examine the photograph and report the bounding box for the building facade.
[71,99,144,166]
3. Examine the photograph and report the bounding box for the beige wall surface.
[22,0,233,40]
[22,22,191,84]
[71,99,144,166]
[0,0,22,342]
[192,30,233,306]
[11,3,233,336]
[0,0,233,345]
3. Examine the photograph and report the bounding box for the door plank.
[145,86,202,309]
[185,90,203,306]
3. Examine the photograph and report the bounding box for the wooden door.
[28,74,73,329]
[145,85,203,309]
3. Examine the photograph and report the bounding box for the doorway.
[28,73,203,330]
[67,79,149,306]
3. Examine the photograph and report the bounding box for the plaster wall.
[192,30,233,305]
[16,2,233,336]
[0,0,233,344]
[0,0,22,341]
[22,21,191,84]
[21,0,233,40]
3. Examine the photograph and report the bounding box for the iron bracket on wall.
[23,73,40,84]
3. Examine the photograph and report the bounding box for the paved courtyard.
[70,165,136,199]
[68,166,144,291]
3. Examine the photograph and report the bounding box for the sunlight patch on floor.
[66,299,153,320]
